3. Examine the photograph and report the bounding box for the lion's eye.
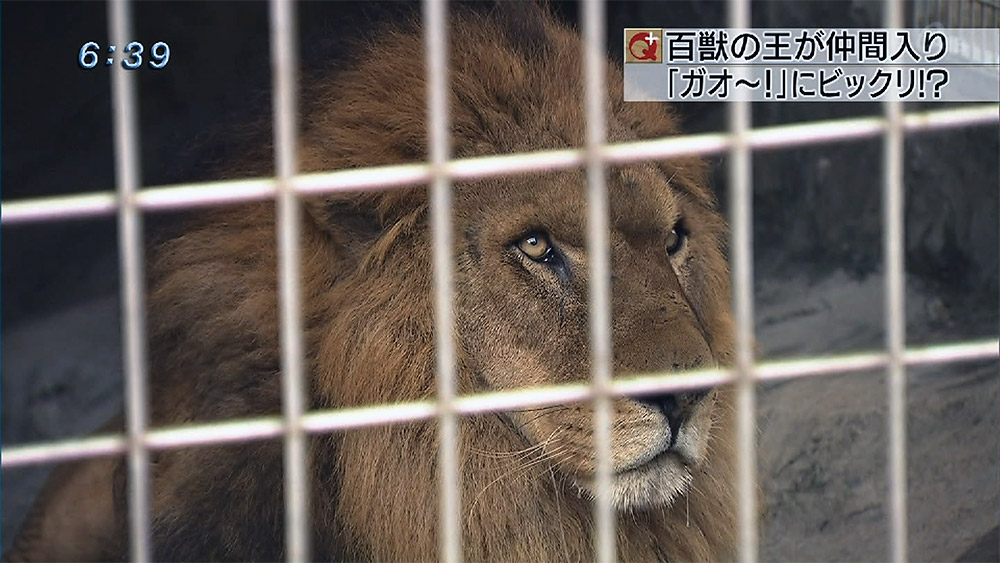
[517,232,553,261]
[666,226,686,255]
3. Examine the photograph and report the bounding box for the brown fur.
[7,6,738,562]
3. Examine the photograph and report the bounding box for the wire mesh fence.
[1,0,998,562]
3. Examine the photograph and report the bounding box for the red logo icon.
[628,31,660,62]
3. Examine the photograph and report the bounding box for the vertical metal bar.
[727,1,758,562]
[884,1,908,562]
[424,1,461,562]
[109,2,152,561]
[581,0,614,561]
[269,1,310,560]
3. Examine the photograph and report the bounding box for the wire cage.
[1,0,998,562]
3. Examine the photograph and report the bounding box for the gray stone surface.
[755,273,998,561]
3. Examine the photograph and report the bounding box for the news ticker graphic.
[624,28,999,102]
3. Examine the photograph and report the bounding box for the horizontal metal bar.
[3,338,995,469]
[0,434,127,466]
[303,401,439,432]
[903,338,999,366]
[757,351,885,380]
[1,192,119,224]
[3,104,996,226]
[136,177,279,211]
[148,417,286,449]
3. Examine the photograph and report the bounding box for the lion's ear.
[304,188,426,267]
[307,197,382,241]
[304,196,385,267]
[491,0,553,58]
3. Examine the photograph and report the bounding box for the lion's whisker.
[466,442,572,518]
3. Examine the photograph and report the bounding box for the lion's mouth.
[602,450,694,510]
[568,434,698,510]
[615,425,698,476]
[498,401,706,509]
[619,443,693,475]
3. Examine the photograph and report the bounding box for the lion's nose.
[635,390,709,445]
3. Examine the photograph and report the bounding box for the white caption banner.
[624,29,1000,102]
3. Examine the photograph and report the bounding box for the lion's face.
[297,9,734,521]
[452,160,733,510]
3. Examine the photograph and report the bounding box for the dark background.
[2,1,997,560]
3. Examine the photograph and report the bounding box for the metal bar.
[0,192,119,224]
[423,0,461,561]
[108,1,152,561]
[4,106,997,226]
[884,1,908,561]
[268,1,310,560]
[899,104,997,129]
[903,339,997,365]
[580,0,614,560]
[1,435,128,467]
[132,177,278,211]
[4,339,997,469]
[150,417,287,448]
[728,0,758,561]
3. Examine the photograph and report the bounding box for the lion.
[6,4,738,561]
